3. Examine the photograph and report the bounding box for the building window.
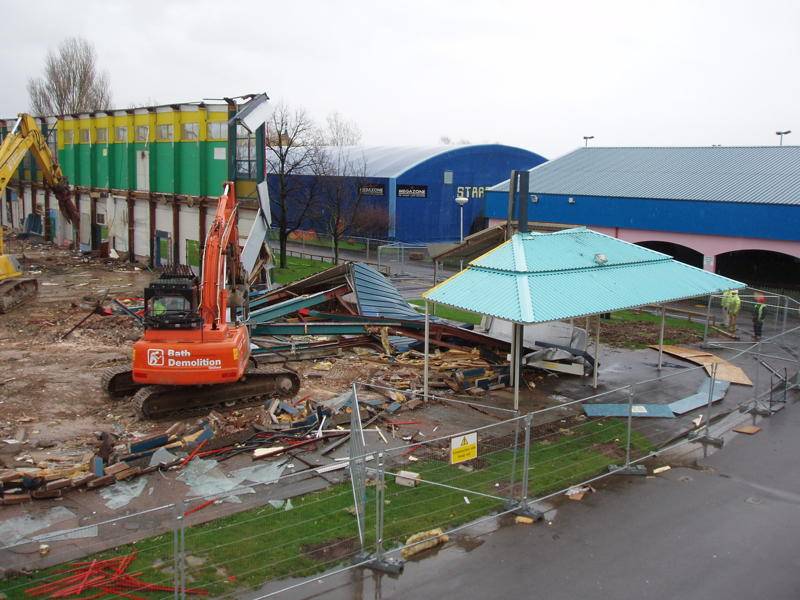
[157,124,174,141]
[115,127,128,143]
[207,122,227,140]
[80,128,90,143]
[135,125,149,142]
[235,124,257,179]
[96,128,108,143]
[63,130,73,145]
[182,122,199,141]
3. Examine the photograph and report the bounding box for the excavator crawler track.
[0,277,38,313]
[101,365,142,399]
[132,368,301,420]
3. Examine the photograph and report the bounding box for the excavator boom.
[0,114,78,223]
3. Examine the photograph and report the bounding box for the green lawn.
[408,299,483,326]
[271,256,333,284]
[0,420,651,599]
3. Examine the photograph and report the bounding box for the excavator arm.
[0,114,79,223]
[199,182,246,329]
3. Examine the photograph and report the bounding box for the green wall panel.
[205,141,228,196]
[177,142,201,196]
[77,145,91,186]
[154,141,175,193]
[92,145,109,188]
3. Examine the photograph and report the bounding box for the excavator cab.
[143,268,203,330]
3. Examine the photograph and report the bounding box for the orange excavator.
[102,182,299,418]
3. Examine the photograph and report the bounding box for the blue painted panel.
[582,403,675,418]
[395,145,546,243]
[352,262,425,321]
[668,380,729,415]
[485,191,800,243]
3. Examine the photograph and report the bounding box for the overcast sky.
[2,0,798,157]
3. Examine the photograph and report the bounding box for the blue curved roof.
[323,145,542,178]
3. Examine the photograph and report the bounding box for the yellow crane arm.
[0,114,78,223]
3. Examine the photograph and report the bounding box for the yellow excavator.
[0,113,78,312]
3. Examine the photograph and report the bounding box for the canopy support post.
[593,315,601,390]
[423,300,430,402]
[512,322,522,411]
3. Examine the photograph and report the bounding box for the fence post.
[702,294,712,344]
[509,413,542,520]
[612,386,647,475]
[176,500,187,600]
[364,452,403,574]
[172,503,181,600]
[689,362,724,451]
[508,412,520,504]
[375,452,385,564]
[520,413,532,505]
[365,238,370,261]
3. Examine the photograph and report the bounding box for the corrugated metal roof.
[351,263,426,321]
[489,146,800,205]
[424,228,745,324]
[275,145,525,179]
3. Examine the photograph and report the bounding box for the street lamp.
[583,135,594,147]
[455,196,468,242]
[776,130,791,145]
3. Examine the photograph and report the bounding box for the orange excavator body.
[131,182,251,386]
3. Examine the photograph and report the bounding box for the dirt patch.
[301,537,359,562]
[592,442,625,460]
[599,319,701,348]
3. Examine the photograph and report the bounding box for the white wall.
[133,199,150,259]
[179,205,200,265]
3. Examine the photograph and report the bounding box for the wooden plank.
[703,361,752,386]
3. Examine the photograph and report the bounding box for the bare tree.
[266,102,322,268]
[27,37,112,115]
[316,112,370,264]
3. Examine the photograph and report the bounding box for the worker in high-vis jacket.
[721,289,733,328]
[752,295,766,340]
[728,289,741,333]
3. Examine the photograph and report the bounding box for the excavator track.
[0,277,38,313]
[132,368,301,420]
[102,364,143,399]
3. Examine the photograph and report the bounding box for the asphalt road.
[268,398,800,600]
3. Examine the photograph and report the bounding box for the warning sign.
[450,432,478,464]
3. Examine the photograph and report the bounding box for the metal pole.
[625,386,634,466]
[512,323,521,411]
[657,305,666,372]
[593,315,601,389]
[179,502,186,600]
[433,260,438,285]
[782,294,788,333]
[365,238,370,261]
[424,301,430,402]
[375,452,385,562]
[459,205,464,243]
[753,340,761,406]
[509,412,520,502]
[173,504,181,600]
[521,413,533,503]
[703,294,712,343]
[705,363,718,439]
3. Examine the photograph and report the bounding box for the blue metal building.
[270,145,546,243]
[482,146,800,287]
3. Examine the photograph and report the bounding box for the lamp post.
[776,130,791,145]
[583,135,594,147]
[455,196,468,242]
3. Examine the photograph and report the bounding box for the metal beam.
[250,322,400,336]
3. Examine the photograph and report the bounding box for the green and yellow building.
[1,94,266,267]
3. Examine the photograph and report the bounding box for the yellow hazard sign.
[450,432,478,464]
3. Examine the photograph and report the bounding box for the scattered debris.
[515,515,534,525]
[565,484,596,501]
[733,425,761,435]
[24,552,208,597]
[400,528,450,559]
[395,470,420,488]
[653,465,672,474]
